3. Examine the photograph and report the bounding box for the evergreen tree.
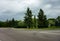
[8,18,16,27]
[43,15,48,27]
[37,9,48,28]
[6,19,9,27]
[0,21,3,27]
[24,8,33,28]
[11,18,15,27]
[12,18,18,27]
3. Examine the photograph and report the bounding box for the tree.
[33,15,37,28]
[10,18,15,27]
[7,18,18,27]
[5,19,9,27]
[57,16,60,23]
[12,18,18,27]
[15,20,26,28]
[55,16,60,26]
[48,18,56,27]
[24,7,33,28]
[0,21,3,27]
[43,15,48,27]
[37,9,48,28]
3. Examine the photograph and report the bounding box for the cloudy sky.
[0,0,60,21]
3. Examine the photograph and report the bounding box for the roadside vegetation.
[0,8,60,29]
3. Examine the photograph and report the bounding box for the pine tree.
[24,8,33,28]
[10,18,17,27]
[37,9,48,28]
[43,15,48,27]
[6,19,9,27]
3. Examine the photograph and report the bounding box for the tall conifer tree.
[37,9,48,28]
[24,8,33,28]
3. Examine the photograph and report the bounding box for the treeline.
[0,8,60,28]
[0,18,18,27]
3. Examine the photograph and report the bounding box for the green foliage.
[14,20,26,28]
[37,9,48,28]
[55,16,60,26]
[7,18,18,27]
[43,15,48,27]
[57,16,60,23]
[0,18,18,27]
[48,18,56,27]
[33,15,37,28]
[24,7,33,28]
[0,21,4,27]
[0,7,60,29]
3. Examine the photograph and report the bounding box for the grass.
[14,26,60,31]
[0,26,60,31]
[39,26,60,30]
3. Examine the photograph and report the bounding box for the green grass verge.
[14,26,60,31]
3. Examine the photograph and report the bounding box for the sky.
[0,0,60,21]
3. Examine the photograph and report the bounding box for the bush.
[14,21,27,28]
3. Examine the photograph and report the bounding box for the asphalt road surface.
[0,28,60,41]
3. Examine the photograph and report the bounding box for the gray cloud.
[0,0,60,21]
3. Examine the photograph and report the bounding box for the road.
[0,28,60,41]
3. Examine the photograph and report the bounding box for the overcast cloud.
[0,0,60,21]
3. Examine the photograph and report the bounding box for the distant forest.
[0,8,60,28]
